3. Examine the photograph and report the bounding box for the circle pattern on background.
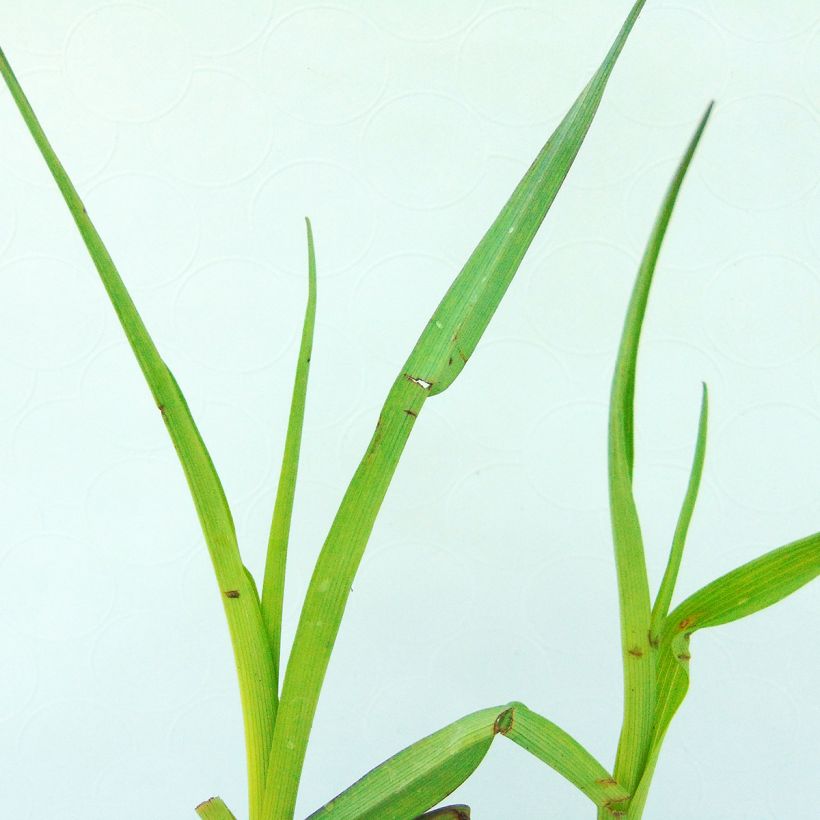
[361,93,486,209]
[0,257,104,369]
[65,5,192,123]
[163,0,272,55]
[84,174,199,290]
[149,70,272,186]
[261,7,388,125]
[703,255,820,367]
[701,96,820,211]
[252,161,375,278]
[0,533,114,640]
[708,0,819,42]
[362,0,486,41]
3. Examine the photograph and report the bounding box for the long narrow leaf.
[649,383,709,642]
[0,47,276,820]
[629,532,820,815]
[261,217,317,676]
[608,103,713,796]
[308,703,628,819]
[264,4,647,816]
[195,797,237,820]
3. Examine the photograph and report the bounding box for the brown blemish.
[628,647,644,658]
[225,590,240,599]
[404,373,433,390]
[404,408,418,418]
[158,403,167,418]
[677,650,691,662]
[678,615,697,631]
[493,706,515,735]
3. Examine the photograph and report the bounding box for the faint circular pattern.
[351,252,454,367]
[86,456,199,567]
[65,5,192,123]
[173,258,302,373]
[12,399,120,505]
[444,463,553,571]
[801,28,820,116]
[525,401,609,511]
[701,96,820,211]
[196,400,272,502]
[440,338,570,453]
[162,0,273,55]
[302,324,365,432]
[362,0,486,41]
[625,157,730,271]
[714,403,820,512]
[361,93,486,209]
[0,533,115,640]
[80,343,166,453]
[457,7,589,126]
[0,257,105,369]
[91,611,209,713]
[708,0,819,42]
[807,186,820,260]
[84,174,199,290]
[526,241,637,355]
[0,69,117,187]
[611,7,727,127]
[344,539,478,667]
[0,357,36,422]
[0,185,16,256]
[252,161,375,277]
[149,70,272,186]
[0,628,37,721]
[261,7,388,125]
[0,1,98,54]
[703,255,820,367]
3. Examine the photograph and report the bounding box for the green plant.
[1,0,817,817]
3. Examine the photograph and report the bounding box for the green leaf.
[308,703,628,819]
[0,46,276,820]
[629,532,820,816]
[649,382,709,643]
[264,4,647,816]
[195,797,237,820]
[261,217,317,678]
[608,103,713,795]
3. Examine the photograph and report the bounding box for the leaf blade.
[264,5,648,816]
[649,382,709,642]
[608,103,713,793]
[195,797,237,820]
[0,45,276,820]
[261,217,317,676]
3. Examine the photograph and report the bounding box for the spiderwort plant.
[1,0,817,817]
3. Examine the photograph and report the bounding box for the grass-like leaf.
[628,532,820,816]
[649,383,709,643]
[264,4,647,816]
[607,103,713,796]
[195,797,238,820]
[308,703,628,819]
[261,217,317,677]
[0,46,276,820]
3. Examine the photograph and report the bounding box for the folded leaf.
[608,100,713,794]
[0,46,276,819]
[629,532,820,815]
[649,382,709,642]
[265,4,647,816]
[261,217,317,677]
[308,702,628,819]
[195,797,237,820]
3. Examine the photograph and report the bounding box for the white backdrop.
[0,1,818,818]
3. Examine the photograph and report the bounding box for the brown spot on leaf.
[628,647,644,658]
[493,706,515,735]
[225,590,240,599]
[404,408,418,418]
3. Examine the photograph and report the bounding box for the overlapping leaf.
[264,3,648,816]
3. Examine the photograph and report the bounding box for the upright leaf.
[264,4,648,816]
[0,47,276,820]
[307,702,628,819]
[261,217,317,676]
[649,383,709,643]
[629,532,820,816]
[608,104,713,796]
